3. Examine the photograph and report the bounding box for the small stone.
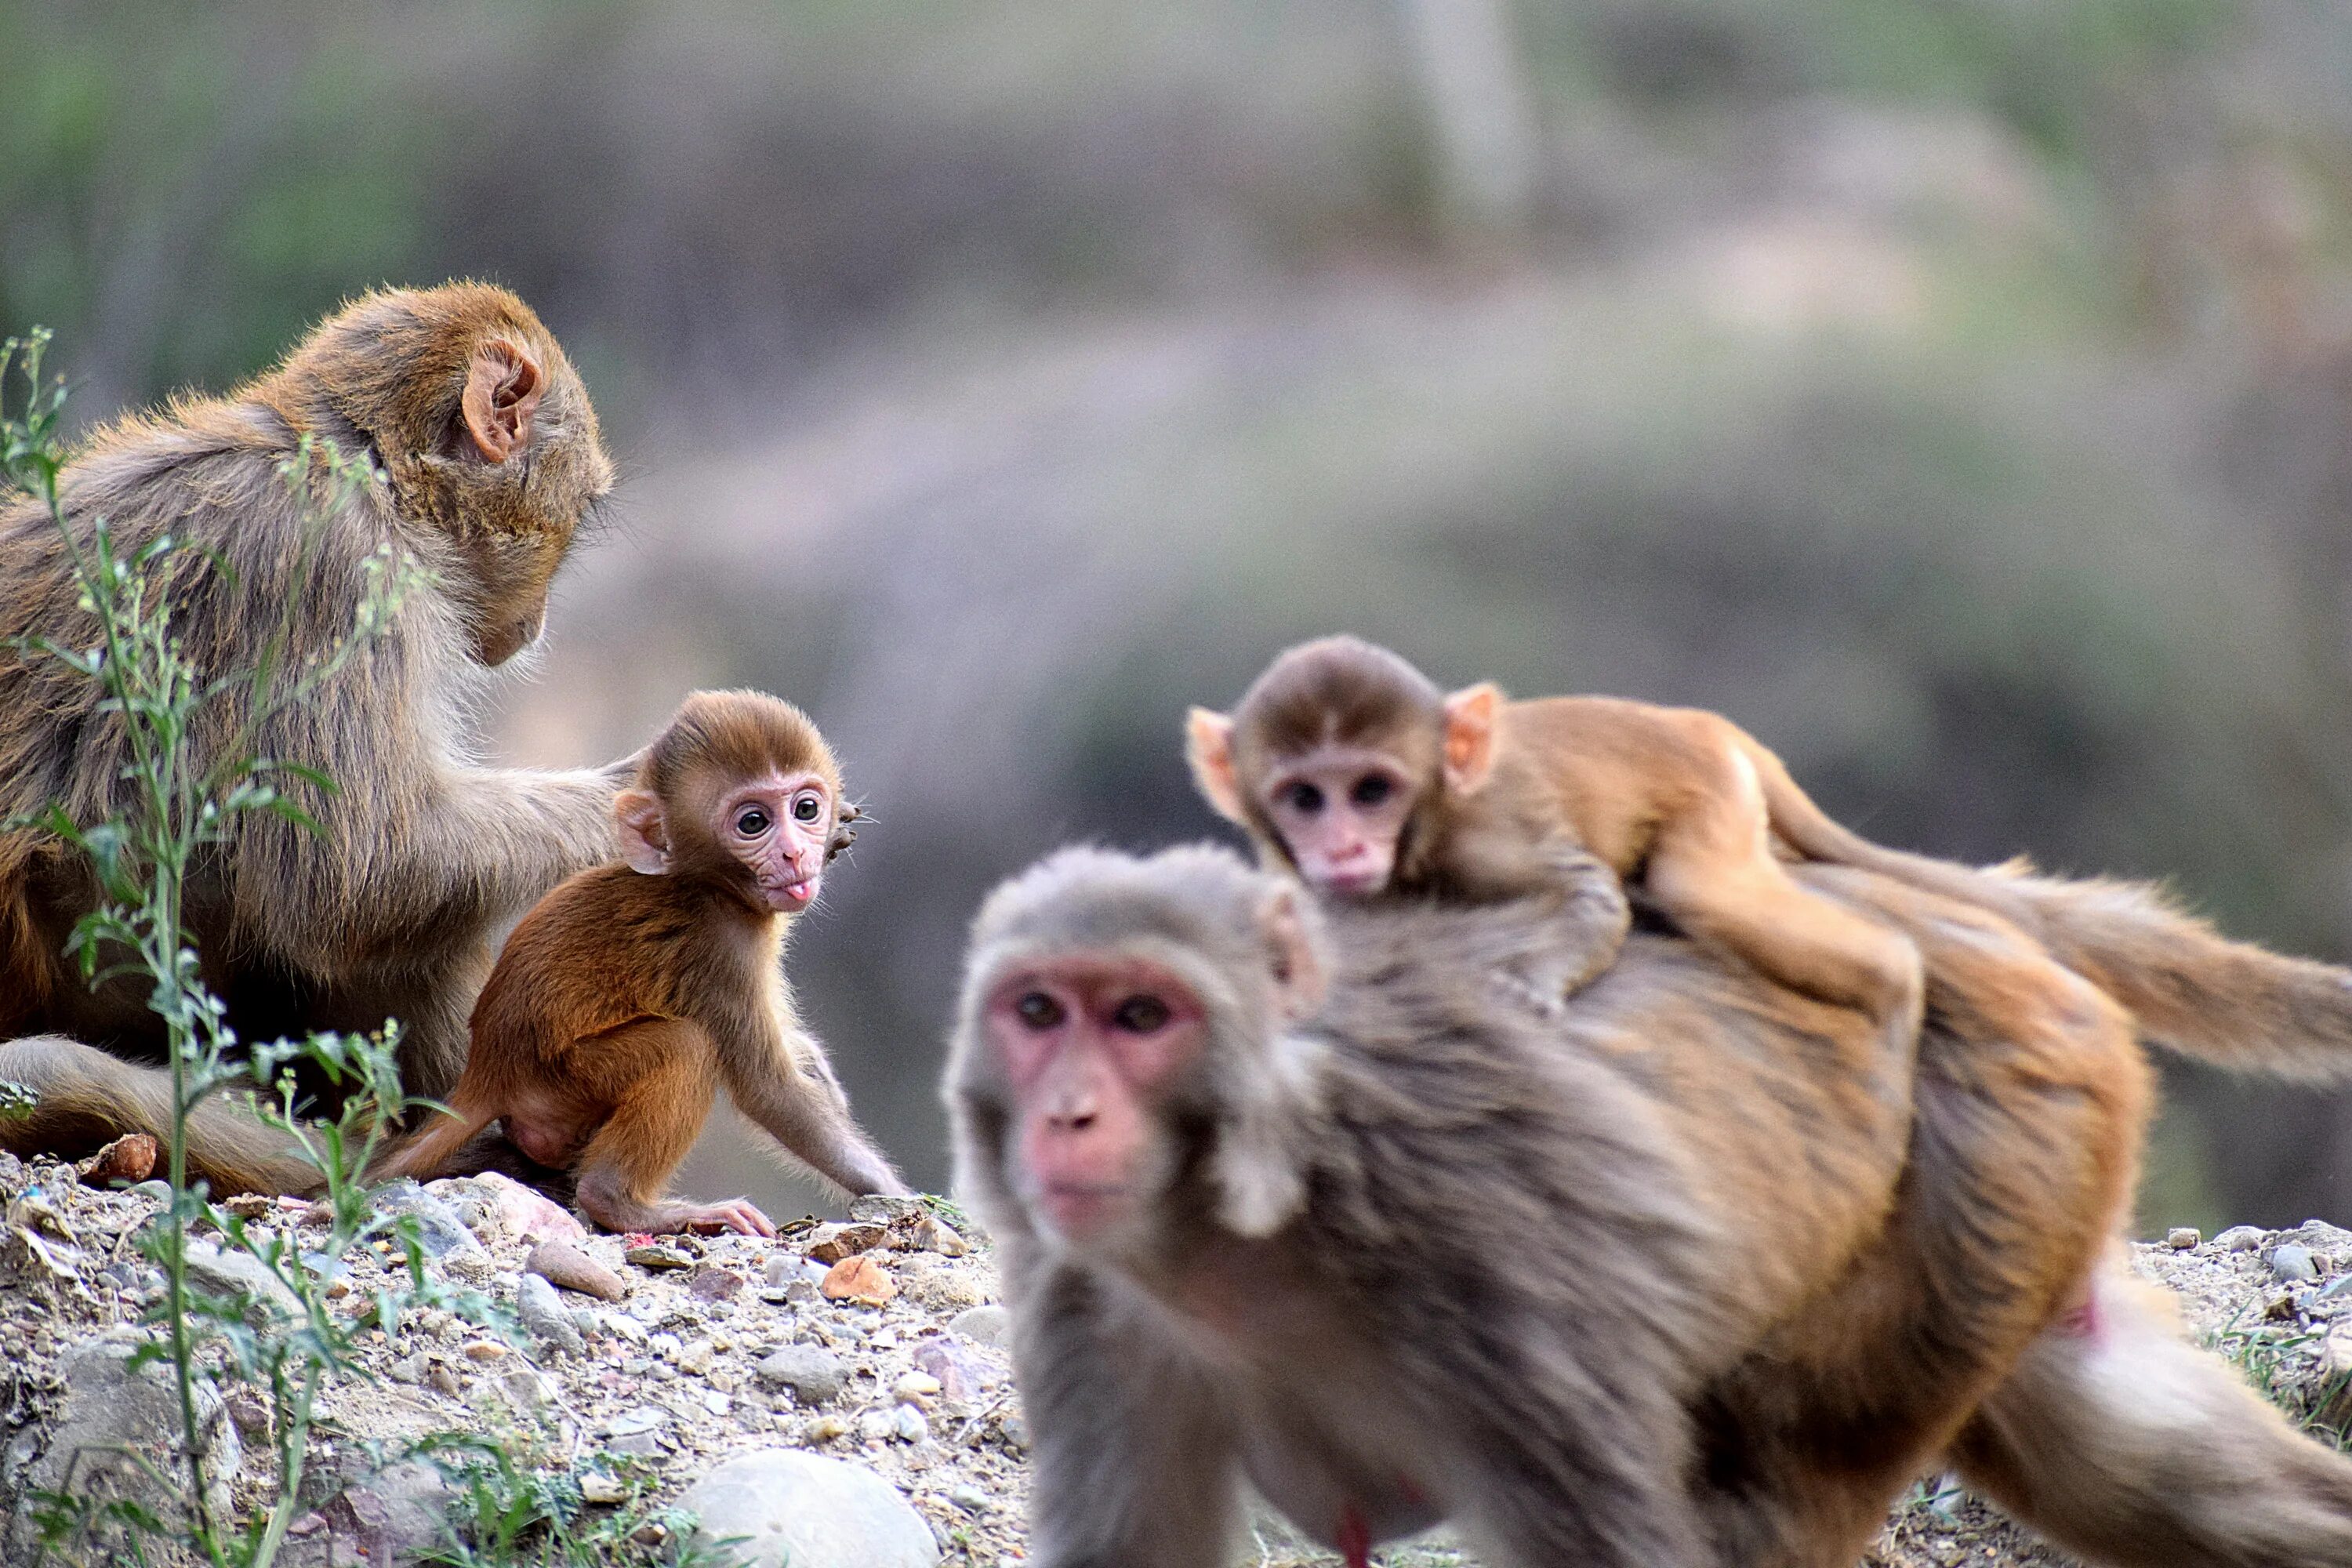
[689,1265,746,1302]
[427,1365,463,1397]
[527,1240,627,1302]
[183,1241,303,1327]
[847,1195,927,1227]
[2216,1225,2267,1254]
[225,1391,270,1439]
[462,1340,509,1363]
[388,1352,428,1384]
[763,1253,800,1287]
[372,1181,487,1261]
[2167,1227,2201,1250]
[806,1414,849,1443]
[859,1409,898,1443]
[908,1214,968,1257]
[223,1193,275,1220]
[466,1171,588,1244]
[912,1340,985,1402]
[757,1345,848,1404]
[804,1222,891,1264]
[891,1405,927,1443]
[679,1447,940,1567]
[127,1179,173,1205]
[579,1471,628,1506]
[996,1410,1029,1450]
[821,1255,896,1306]
[626,1243,696,1272]
[948,1484,990,1515]
[949,1306,1011,1349]
[517,1273,586,1357]
[2274,1244,2321,1282]
[648,1332,685,1361]
[605,1404,672,1438]
[79,1133,159,1187]
[678,1338,717,1377]
[892,1371,942,1403]
[600,1310,650,1345]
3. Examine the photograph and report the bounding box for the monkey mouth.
[1037,1180,1133,1236]
[763,876,819,910]
[1317,867,1385,897]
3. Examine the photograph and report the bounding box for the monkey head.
[268,283,615,666]
[1187,636,1501,895]
[947,845,1328,1261]
[613,690,846,915]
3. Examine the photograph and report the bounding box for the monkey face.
[984,953,1203,1247]
[1258,748,1420,896]
[714,770,837,912]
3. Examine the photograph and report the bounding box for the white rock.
[678,1448,938,1568]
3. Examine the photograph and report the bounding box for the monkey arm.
[1017,1260,1241,1568]
[715,1013,906,1199]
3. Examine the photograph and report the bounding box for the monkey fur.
[1192,633,2352,1081]
[948,844,2352,1567]
[0,283,628,1192]
[375,689,904,1232]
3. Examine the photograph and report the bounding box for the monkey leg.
[1950,1263,2352,1568]
[572,1022,771,1236]
[1646,789,1925,1041]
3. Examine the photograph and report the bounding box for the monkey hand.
[658,1197,777,1238]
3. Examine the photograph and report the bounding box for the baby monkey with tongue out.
[376,688,905,1233]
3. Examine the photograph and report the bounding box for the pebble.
[461,1340,509,1363]
[372,1181,487,1261]
[2216,1225,2267,1254]
[805,1222,891,1264]
[821,1255,897,1306]
[762,1253,800,1287]
[891,1404,927,1443]
[2273,1243,2321,1282]
[912,1339,985,1402]
[183,1241,303,1327]
[516,1272,586,1357]
[627,1243,696,1272]
[892,1370,942,1404]
[678,1338,717,1377]
[757,1345,849,1405]
[526,1239,628,1302]
[949,1306,1011,1349]
[948,1484,991,1515]
[689,1265,746,1302]
[601,1310,650,1345]
[79,1133,159,1188]
[579,1471,628,1506]
[2166,1227,2201,1250]
[847,1196,927,1227]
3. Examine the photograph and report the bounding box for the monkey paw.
[670,1198,777,1238]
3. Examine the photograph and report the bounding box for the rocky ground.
[1,1150,2346,1568]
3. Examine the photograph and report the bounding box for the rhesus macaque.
[947,844,2352,1568]
[1189,635,2352,1074]
[377,690,904,1234]
[0,284,630,1192]
[1186,636,1924,1037]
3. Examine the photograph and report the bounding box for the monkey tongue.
[764,877,818,911]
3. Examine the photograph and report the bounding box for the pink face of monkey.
[1255,748,1422,896]
[983,955,1207,1246]
[716,771,836,912]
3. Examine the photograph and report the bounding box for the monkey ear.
[1259,885,1327,1022]
[1441,683,1503,797]
[614,789,673,875]
[1185,708,1250,824]
[459,336,546,464]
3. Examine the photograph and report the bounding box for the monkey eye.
[1111,995,1171,1033]
[735,806,771,837]
[791,793,824,823]
[1014,992,1065,1029]
[1283,781,1324,815]
[1350,774,1393,808]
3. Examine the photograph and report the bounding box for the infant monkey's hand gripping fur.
[376,689,905,1234]
[1188,636,1925,1046]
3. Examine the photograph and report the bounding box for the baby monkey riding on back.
[1187,636,1924,1037]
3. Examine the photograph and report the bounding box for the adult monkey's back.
[0,284,630,1191]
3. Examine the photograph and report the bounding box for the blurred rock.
[517,1272,586,1356]
[679,1448,938,1567]
[528,1240,627,1301]
[372,1181,487,1262]
[78,1134,158,1188]
[756,1345,848,1404]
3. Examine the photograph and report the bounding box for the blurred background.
[9,0,2352,1230]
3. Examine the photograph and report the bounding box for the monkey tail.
[1752,742,2352,1077]
[0,1035,325,1194]
[368,1096,497,1186]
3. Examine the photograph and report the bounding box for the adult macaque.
[1189,635,2352,1071]
[377,691,902,1232]
[946,844,2352,1567]
[0,284,629,1190]
[1187,636,1923,1038]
